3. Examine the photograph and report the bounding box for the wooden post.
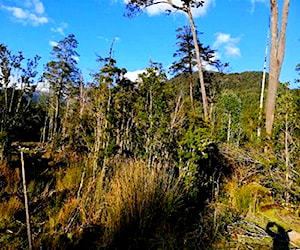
[20,149,32,250]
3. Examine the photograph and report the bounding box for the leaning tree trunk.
[265,0,290,138]
[187,7,209,121]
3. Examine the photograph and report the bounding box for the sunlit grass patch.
[100,160,186,247]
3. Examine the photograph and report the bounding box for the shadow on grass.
[266,222,291,250]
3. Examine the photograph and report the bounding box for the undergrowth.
[1,144,299,249]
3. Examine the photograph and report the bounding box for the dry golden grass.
[56,162,83,192]
[17,157,196,248]
[0,196,22,227]
[0,161,20,193]
[100,160,185,245]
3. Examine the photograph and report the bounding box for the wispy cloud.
[32,0,45,14]
[224,43,241,58]
[250,0,268,13]
[123,0,215,18]
[0,0,48,26]
[213,33,241,58]
[51,23,68,36]
[97,35,120,41]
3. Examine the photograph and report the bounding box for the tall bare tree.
[265,0,290,137]
[125,0,209,120]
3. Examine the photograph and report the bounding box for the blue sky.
[0,0,299,88]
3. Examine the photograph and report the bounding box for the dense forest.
[1,0,300,249]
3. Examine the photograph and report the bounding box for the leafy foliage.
[125,0,205,17]
[42,34,80,142]
[0,44,42,156]
[169,25,220,76]
[296,63,300,84]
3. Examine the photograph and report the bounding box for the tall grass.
[101,160,185,247]
[0,154,205,248]
[36,158,190,248]
[0,161,25,249]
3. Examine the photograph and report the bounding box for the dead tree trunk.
[187,7,209,120]
[265,0,290,138]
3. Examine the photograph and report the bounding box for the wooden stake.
[21,150,32,250]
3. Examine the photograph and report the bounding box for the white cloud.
[53,27,65,35]
[51,23,68,36]
[36,80,50,92]
[0,0,48,26]
[213,32,241,58]
[224,43,241,57]
[3,6,27,18]
[125,69,145,82]
[49,40,58,47]
[202,60,215,71]
[123,0,215,18]
[213,33,240,48]
[32,0,45,14]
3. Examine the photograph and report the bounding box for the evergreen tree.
[215,91,242,145]
[125,0,210,120]
[169,25,221,113]
[273,84,300,203]
[134,61,170,164]
[42,34,80,141]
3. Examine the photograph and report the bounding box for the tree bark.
[189,73,195,115]
[187,7,209,121]
[265,0,290,137]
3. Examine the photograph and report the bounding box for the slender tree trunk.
[189,73,195,115]
[41,115,48,143]
[54,94,61,137]
[284,113,289,203]
[79,77,86,118]
[48,104,54,141]
[8,87,15,113]
[265,0,290,137]
[258,22,270,139]
[4,84,8,113]
[12,89,25,128]
[20,150,32,250]
[227,113,231,143]
[93,92,104,179]
[187,8,209,121]
[148,85,153,167]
